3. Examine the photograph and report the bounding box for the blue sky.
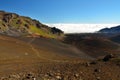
[0,0,120,24]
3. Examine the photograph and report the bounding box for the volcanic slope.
[0,34,93,74]
[0,11,63,38]
[64,34,120,58]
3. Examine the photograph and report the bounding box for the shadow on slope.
[64,34,120,58]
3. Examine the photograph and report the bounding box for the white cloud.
[46,23,120,33]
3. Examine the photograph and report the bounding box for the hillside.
[98,25,120,43]
[0,11,63,38]
[0,34,120,80]
[110,35,120,43]
[64,34,120,58]
[98,25,120,33]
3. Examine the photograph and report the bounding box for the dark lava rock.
[90,61,97,65]
[94,69,101,73]
[103,54,114,62]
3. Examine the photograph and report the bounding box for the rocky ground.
[0,59,120,80]
[0,34,120,80]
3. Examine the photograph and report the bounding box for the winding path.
[27,37,66,62]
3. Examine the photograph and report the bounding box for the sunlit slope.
[0,11,63,38]
[0,35,92,64]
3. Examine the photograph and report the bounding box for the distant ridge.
[0,10,63,38]
[98,25,120,33]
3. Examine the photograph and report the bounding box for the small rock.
[26,76,30,79]
[47,72,54,77]
[56,72,61,76]
[94,69,101,73]
[86,62,90,67]
[56,75,62,80]
[74,73,79,78]
[33,77,36,80]
[96,76,100,80]
[25,53,28,55]
[9,74,20,79]
[90,61,97,65]
[80,71,83,74]
[28,73,32,76]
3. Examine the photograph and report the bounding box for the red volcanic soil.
[0,35,89,73]
[0,34,120,80]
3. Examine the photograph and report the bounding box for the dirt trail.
[27,37,67,62]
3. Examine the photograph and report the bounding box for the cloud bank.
[47,24,120,33]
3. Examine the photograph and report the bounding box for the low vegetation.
[0,11,64,38]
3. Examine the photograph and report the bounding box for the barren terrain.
[0,34,120,80]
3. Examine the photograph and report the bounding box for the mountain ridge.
[98,25,120,33]
[0,10,63,38]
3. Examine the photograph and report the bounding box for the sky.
[0,0,120,33]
